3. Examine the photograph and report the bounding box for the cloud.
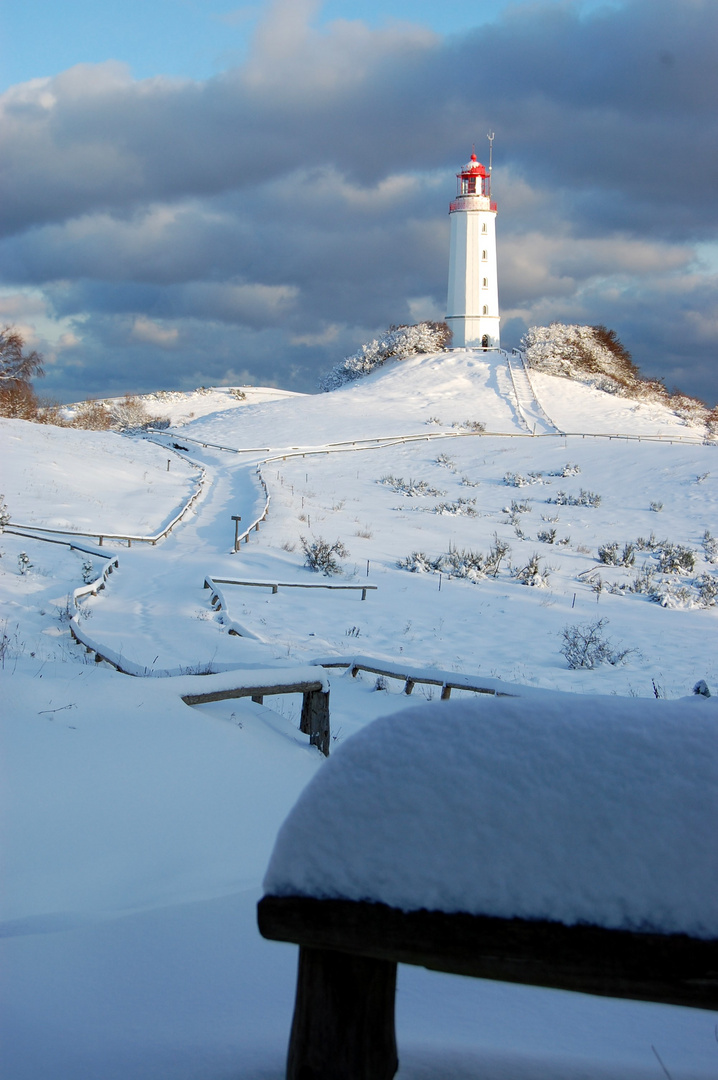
[0,0,716,402]
[131,316,180,347]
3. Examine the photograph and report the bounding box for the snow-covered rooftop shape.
[460,152,486,176]
[264,692,718,938]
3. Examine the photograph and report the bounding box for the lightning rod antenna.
[487,131,495,173]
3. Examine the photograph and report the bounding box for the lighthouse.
[446,146,500,349]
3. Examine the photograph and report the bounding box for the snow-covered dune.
[2,354,718,1080]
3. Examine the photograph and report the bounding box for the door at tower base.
[446,152,500,350]
[447,316,501,350]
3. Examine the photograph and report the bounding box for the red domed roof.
[460,152,486,178]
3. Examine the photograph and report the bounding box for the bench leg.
[300,690,330,757]
[287,946,398,1080]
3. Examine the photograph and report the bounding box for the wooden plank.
[258,896,718,1010]
[182,681,323,706]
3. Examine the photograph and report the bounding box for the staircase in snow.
[503,350,562,435]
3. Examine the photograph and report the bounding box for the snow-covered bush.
[549,463,581,477]
[598,542,636,567]
[521,323,710,424]
[397,551,437,574]
[560,618,631,669]
[651,582,696,608]
[378,476,445,497]
[435,547,486,581]
[628,566,656,595]
[649,501,663,513]
[398,537,510,581]
[0,495,10,533]
[509,499,531,514]
[406,498,477,517]
[522,324,638,390]
[228,388,247,400]
[702,530,718,564]
[17,552,32,574]
[636,531,663,552]
[548,489,602,508]
[319,322,451,391]
[300,536,349,576]
[538,527,557,544]
[658,544,696,575]
[429,498,477,517]
[82,560,96,584]
[69,394,165,432]
[696,574,718,607]
[504,471,543,488]
[513,554,550,587]
[452,419,486,433]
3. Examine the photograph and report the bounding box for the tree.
[0,327,44,418]
[319,322,452,391]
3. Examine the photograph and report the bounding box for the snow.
[3,349,718,1078]
[265,692,718,936]
[0,419,200,534]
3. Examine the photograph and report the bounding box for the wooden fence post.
[300,689,331,756]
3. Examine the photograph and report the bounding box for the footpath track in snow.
[504,350,563,436]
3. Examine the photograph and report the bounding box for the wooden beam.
[258,896,718,1010]
[181,681,324,706]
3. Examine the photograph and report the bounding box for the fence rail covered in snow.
[205,576,377,601]
[314,655,518,699]
[6,458,206,548]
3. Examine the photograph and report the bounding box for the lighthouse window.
[482,306,489,315]
[482,278,488,288]
[481,223,487,233]
[482,250,487,260]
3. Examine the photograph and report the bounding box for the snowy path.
[78,447,279,673]
[505,351,562,435]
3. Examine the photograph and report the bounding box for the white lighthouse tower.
[446,145,500,349]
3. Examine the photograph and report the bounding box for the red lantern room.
[457,153,491,200]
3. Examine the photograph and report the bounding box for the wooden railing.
[205,575,377,602]
[315,656,516,699]
[179,667,331,756]
[6,458,206,548]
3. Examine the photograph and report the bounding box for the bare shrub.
[560,619,632,669]
[300,536,349,575]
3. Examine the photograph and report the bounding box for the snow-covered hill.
[2,350,717,1079]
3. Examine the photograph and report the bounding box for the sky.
[1,0,717,405]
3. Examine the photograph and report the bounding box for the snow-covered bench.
[258,692,718,1079]
[178,666,331,755]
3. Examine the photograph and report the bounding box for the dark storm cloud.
[1,0,716,402]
